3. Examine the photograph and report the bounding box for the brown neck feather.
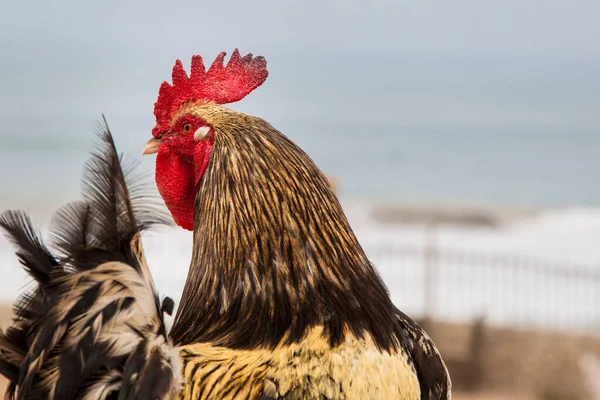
[169,116,399,350]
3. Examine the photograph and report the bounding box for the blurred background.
[1,0,600,398]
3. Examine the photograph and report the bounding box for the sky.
[1,0,599,128]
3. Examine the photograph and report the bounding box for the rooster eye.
[183,123,193,132]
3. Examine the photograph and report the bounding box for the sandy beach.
[0,305,11,327]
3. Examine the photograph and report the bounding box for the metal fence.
[140,226,600,337]
[364,235,600,336]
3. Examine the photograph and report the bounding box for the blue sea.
[1,116,599,219]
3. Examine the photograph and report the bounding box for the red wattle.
[155,146,195,231]
[155,138,214,231]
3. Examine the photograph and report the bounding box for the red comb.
[152,49,268,137]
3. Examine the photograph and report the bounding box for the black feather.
[117,341,148,400]
[65,282,104,320]
[161,297,175,317]
[49,201,91,268]
[131,345,178,400]
[394,309,451,400]
[0,210,58,284]
[0,350,18,383]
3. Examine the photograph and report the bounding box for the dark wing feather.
[0,118,180,400]
[394,309,451,400]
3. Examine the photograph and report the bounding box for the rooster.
[0,122,181,399]
[142,49,452,399]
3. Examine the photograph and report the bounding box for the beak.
[142,138,163,156]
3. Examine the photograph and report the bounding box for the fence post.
[424,221,439,321]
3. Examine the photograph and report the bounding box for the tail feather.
[0,211,57,285]
[48,200,92,268]
[49,117,171,272]
[0,119,180,399]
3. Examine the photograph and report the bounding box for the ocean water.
[288,122,600,208]
[2,117,600,215]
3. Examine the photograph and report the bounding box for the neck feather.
[170,118,399,350]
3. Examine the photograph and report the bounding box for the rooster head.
[143,49,268,230]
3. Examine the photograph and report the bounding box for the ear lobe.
[193,126,211,141]
[194,138,214,187]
